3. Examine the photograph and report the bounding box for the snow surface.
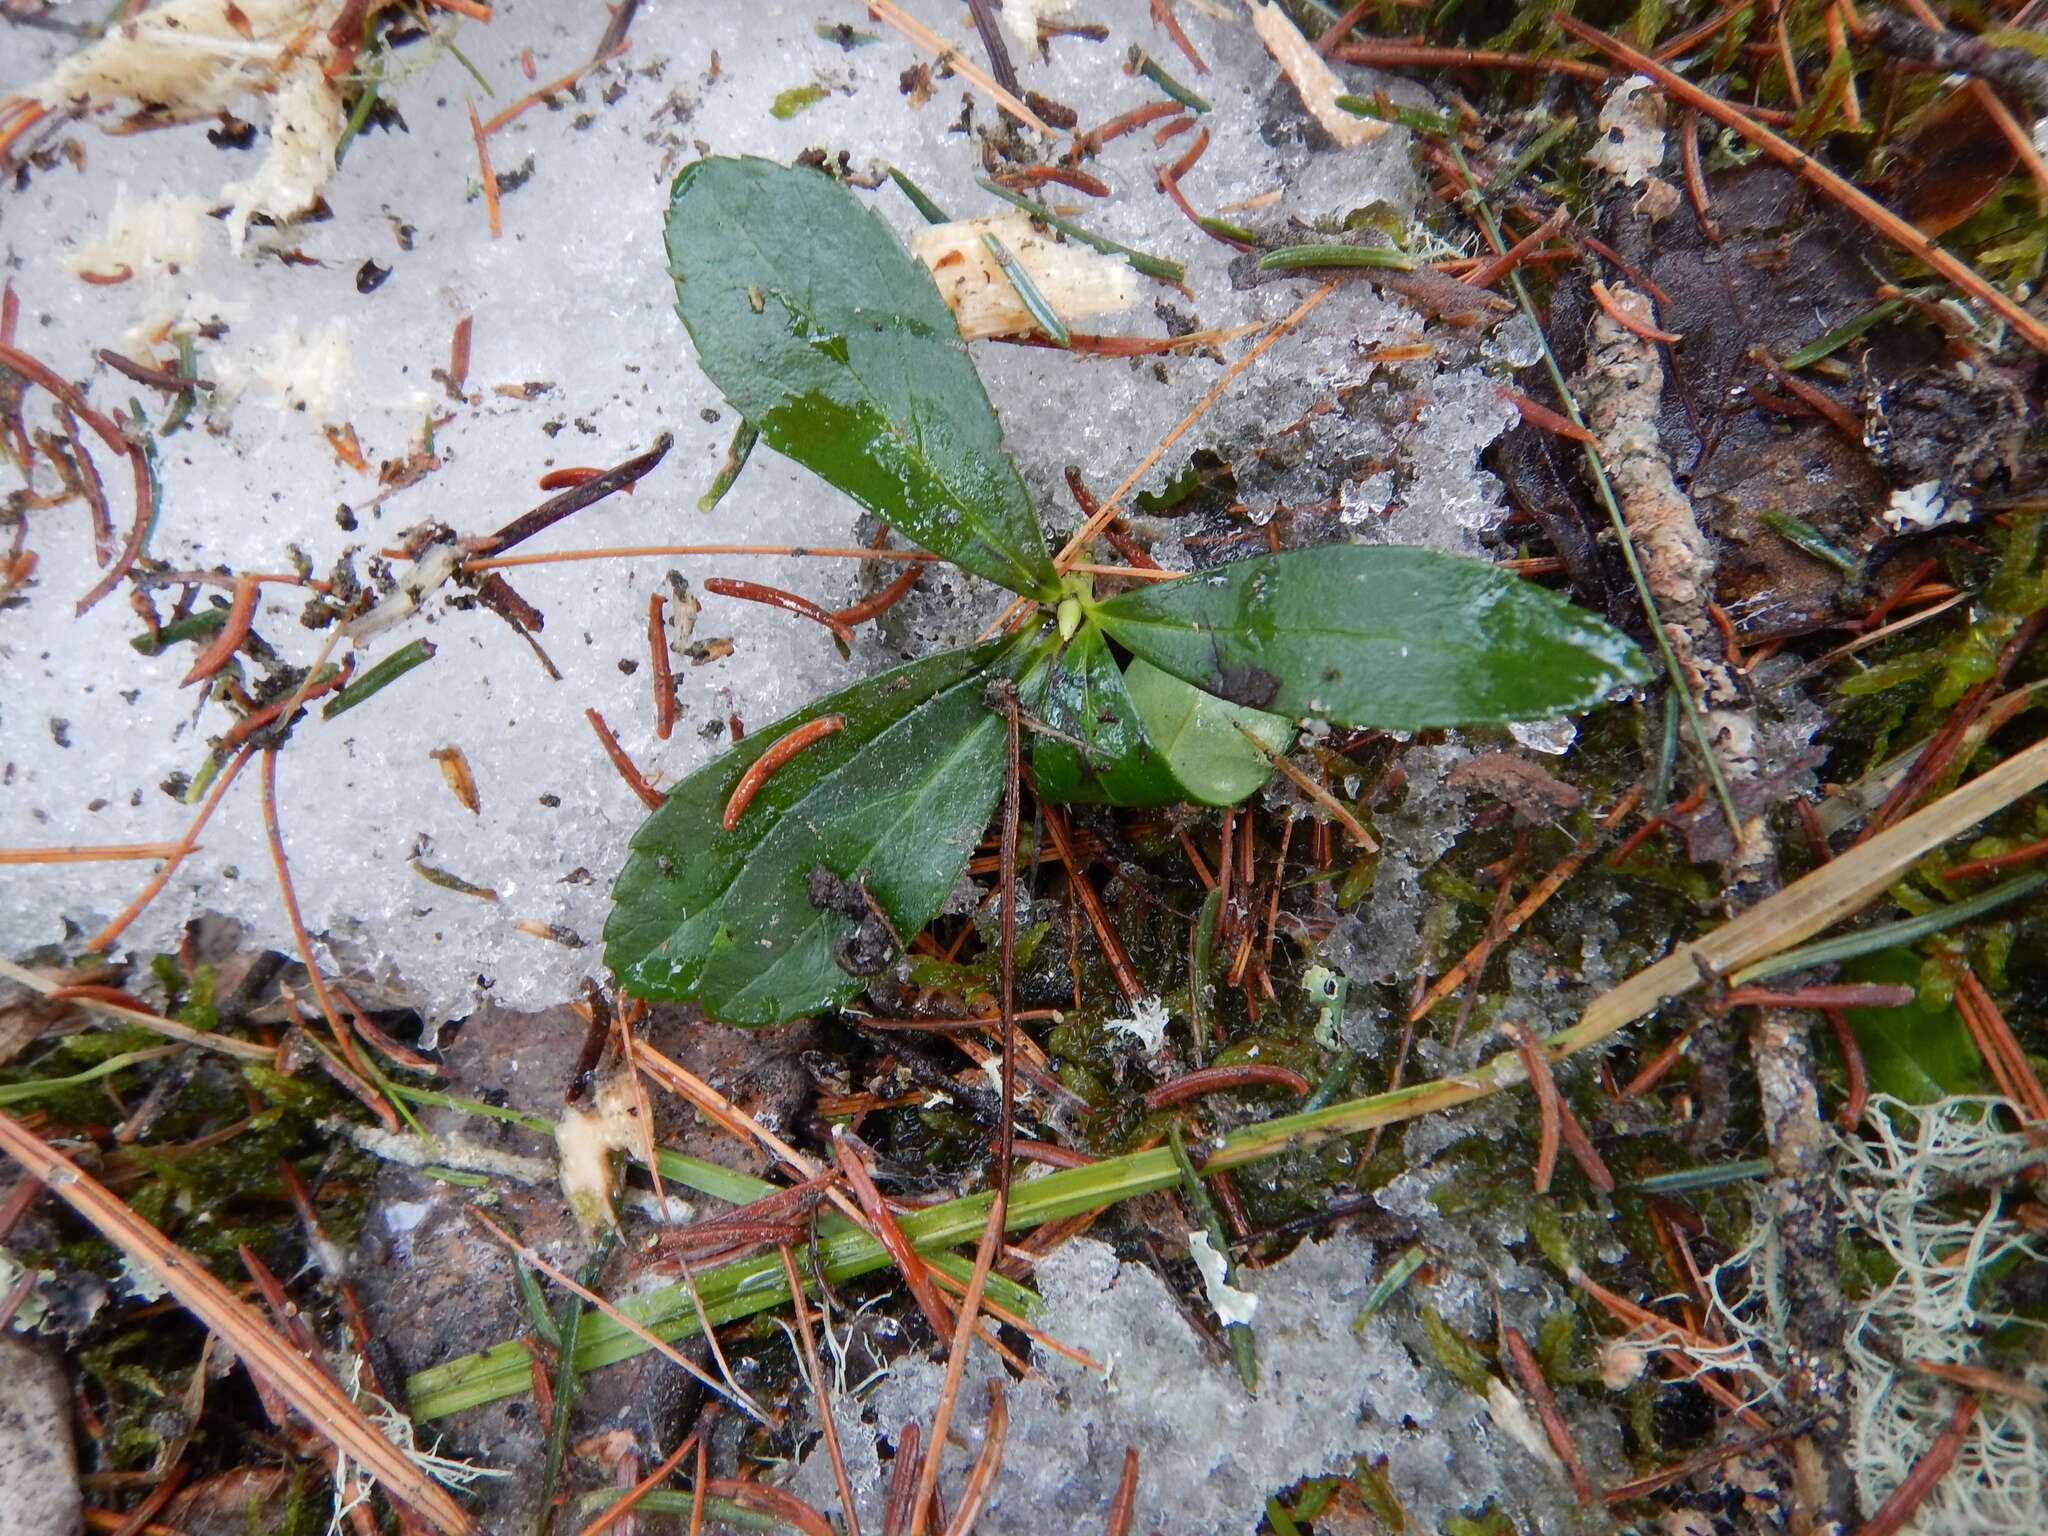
[2,1,1520,1020]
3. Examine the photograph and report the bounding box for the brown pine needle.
[465,544,946,573]
[1414,785,1642,1021]
[1509,1021,1562,1192]
[907,1186,1008,1536]
[0,957,271,1061]
[467,98,500,238]
[0,842,191,864]
[569,1430,701,1536]
[1105,1447,1141,1536]
[1502,1324,1593,1504]
[865,0,1053,134]
[1039,802,1145,1006]
[1852,1396,1979,1536]
[260,750,400,1129]
[481,41,631,136]
[780,1247,865,1536]
[938,1379,1008,1536]
[831,1128,955,1344]
[1230,722,1378,850]
[1552,13,2048,354]
[0,1109,480,1535]
[584,707,665,810]
[1055,282,1336,571]
[466,1210,773,1424]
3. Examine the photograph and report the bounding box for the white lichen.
[1586,76,1666,186]
[1883,479,1971,532]
[1103,994,1172,1054]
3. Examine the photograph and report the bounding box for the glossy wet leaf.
[1091,546,1648,730]
[606,642,1013,1024]
[664,157,1058,599]
[1031,625,1186,806]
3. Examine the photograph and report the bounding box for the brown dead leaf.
[1446,752,1584,822]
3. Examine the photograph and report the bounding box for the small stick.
[704,575,855,645]
[721,715,847,830]
[647,592,676,740]
[585,707,665,810]
[591,0,643,60]
[963,0,1020,96]
[1553,13,2048,354]
[1144,1063,1310,1111]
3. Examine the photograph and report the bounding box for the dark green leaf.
[605,641,1023,1026]
[1031,626,1187,806]
[1837,949,1986,1103]
[1090,546,1648,730]
[664,157,1058,599]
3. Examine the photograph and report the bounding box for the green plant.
[604,156,1648,1027]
